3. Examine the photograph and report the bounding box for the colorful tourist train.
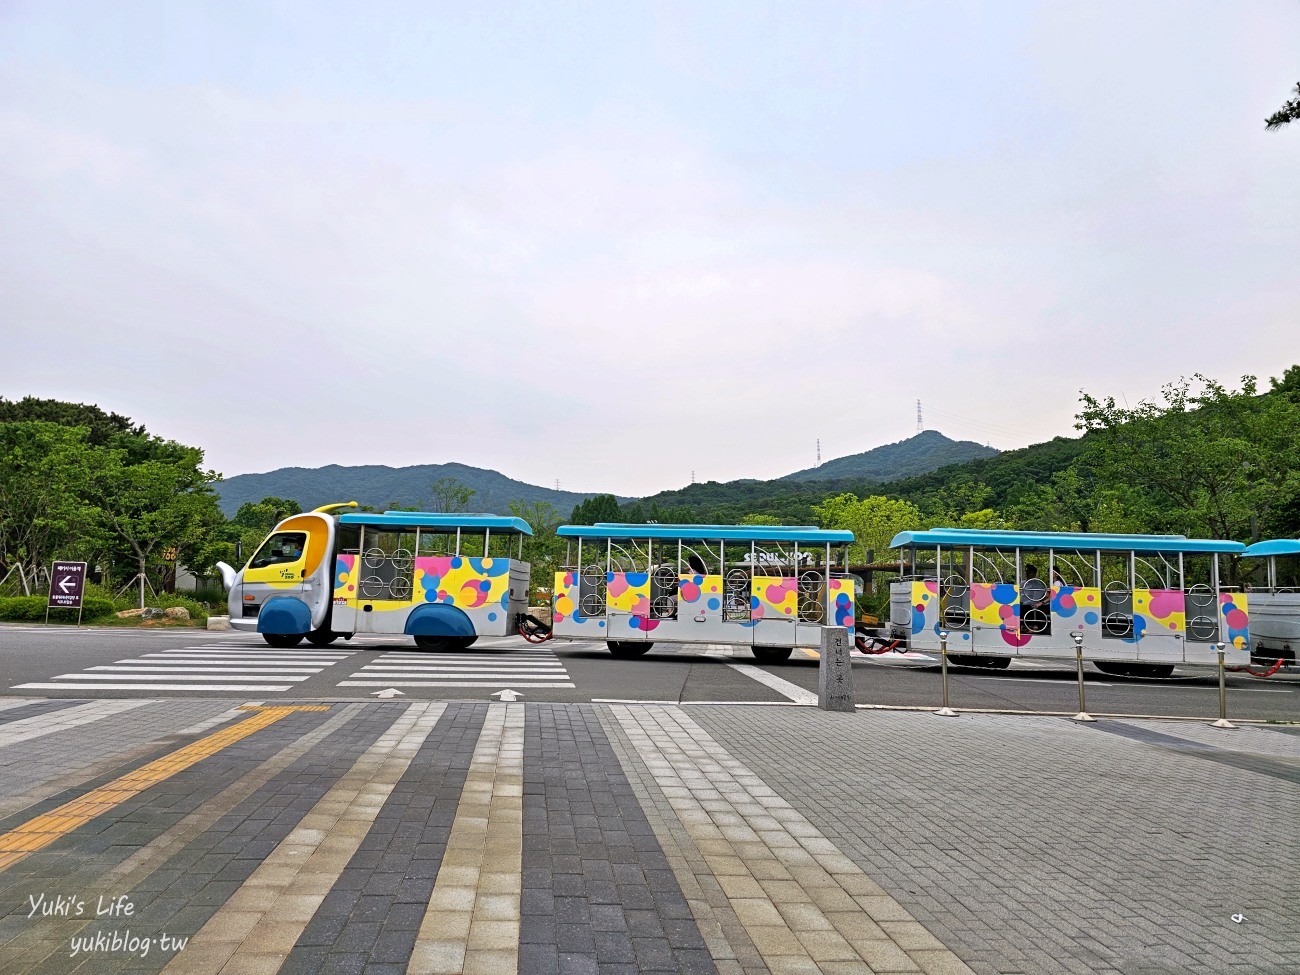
[219,508,1293,674]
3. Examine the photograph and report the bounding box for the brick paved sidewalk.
[0,697,1295,974]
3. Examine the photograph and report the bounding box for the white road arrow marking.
[371,687,405,699]
[492,689,523,702]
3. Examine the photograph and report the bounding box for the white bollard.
[935,630,958,717]
[1211,642,1236,729]
[1071,630,1096,722]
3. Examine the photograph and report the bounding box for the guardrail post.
[817,625,855,712]
[935,630,957,717]
[1071,631,1096,722]
[1211,642,1236,729]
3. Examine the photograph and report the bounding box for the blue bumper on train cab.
[258,596,312,635]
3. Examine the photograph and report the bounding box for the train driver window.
[250,532,307,569]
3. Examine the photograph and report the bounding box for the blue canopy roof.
[1244,539,1300,557]
[888,528,1244,555]
[339,512,533,535]
[558,523,854,544]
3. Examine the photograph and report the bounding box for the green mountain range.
[215,432,996,517]
[214,462,627,517]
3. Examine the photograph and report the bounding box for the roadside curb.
[855,702,1300,725]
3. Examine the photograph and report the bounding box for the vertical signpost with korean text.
[46,561,88,626]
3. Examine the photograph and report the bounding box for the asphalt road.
[1,623,1297,721]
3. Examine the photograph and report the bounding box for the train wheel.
[305,630,338,647]
[414,635,456,651]
[1136,664,1175,679]
[752,646,794,663]
[950,654,1009,669]
[264,633,304,648]
[1095,661,1175,679]
[608,641,651,658]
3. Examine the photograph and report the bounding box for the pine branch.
[1266,82,1300,130]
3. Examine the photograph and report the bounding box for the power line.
[925,404,1036,443]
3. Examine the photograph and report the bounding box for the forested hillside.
[781,430,996,481]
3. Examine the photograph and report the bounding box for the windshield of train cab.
[249,532,307,569]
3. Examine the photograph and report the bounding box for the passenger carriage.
[886,529,1249,677]
[550,523,856,661]
[1242,539,1300,667]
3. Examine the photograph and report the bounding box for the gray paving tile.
[523,704,719,975]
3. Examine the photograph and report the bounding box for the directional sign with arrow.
[47,561,87,611]
[491,689,523,702]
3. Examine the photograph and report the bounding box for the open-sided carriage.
[885,528,1249,677]
[1242,539,1300,669]
[550,523,856,661]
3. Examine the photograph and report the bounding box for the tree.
[1076,373,1300,541]
[811,494,923,563]
[1262,366,1300,538]
[569,494,620,525]
[618,502,647,524]
[509,499,565,603]
[1266,82,1300,129]
[951,508,1011,530]
[230,497,302,527]
[1003,468,1095,532]
[912,478,1006,530]
[94,440,223,607]
[0,399,234,599]
[0,397,144,445]
[429,477,476,513]
[0,422,106,592]
[740,514,782,526]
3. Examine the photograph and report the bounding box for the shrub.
[189,584,228,612]
[855,590,890,624]
[0,587,209,625]
[0,594,115,622]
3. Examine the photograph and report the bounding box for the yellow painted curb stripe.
[0,705,329,872]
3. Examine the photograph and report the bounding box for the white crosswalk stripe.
[12,641,357,693]
[337,645,575,689]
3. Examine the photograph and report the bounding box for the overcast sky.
[3,1,1298,497]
